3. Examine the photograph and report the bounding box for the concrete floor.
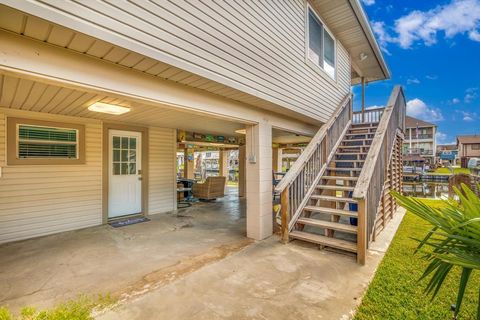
[0,187,248,312]
[96,208,406,320]
[1,185,406,319]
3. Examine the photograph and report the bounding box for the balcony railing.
[404,148,434,155]
[408,134,433,140]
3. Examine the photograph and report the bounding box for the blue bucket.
[348,191,358,226]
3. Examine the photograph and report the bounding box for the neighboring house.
[436,144,458,165]
[403,116,437,165]
[0,1,390,248]
[457,135,480,168]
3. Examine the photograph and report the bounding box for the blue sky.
[353,0,480,145]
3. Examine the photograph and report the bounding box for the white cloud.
[366,105,385,110]
[465,87,478,103]
[371,21,394,54]
[436,131,448,143]
[407,78,420,84]
[372,0,480,49]
[460,110,478,121]
[426,75,438,80]
[470,29,480,40]
[452,98,461,104]
[362,0,375,6]
[406,98,444,121]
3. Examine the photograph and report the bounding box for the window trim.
[7,117,85,165]
[305,3,337,82]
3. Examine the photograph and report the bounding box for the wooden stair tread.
[344,138,373,142]
[335,152,368,155]
[327,167,362,171]
[332,159,365,162]
[311,195,358,203]
[338,145,368,149]
[304,206,358,217]
[290,231,357,253]
[297,218,358,233]
[321,176,358,181]
[316,185,354,191]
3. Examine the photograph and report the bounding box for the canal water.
[402,182,449,199]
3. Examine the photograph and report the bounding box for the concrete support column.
[238,145,246,198]
[246,121,273,240]
[219,150,229,177]
[184,148,195,179]
[272,147,283,173]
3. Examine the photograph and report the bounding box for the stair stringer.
[367,130,404,243]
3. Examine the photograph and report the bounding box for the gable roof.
[437,144,457,151]
[405,116,436,128]
[457,135,480,144]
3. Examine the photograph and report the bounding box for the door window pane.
[113,150,120,162]
[129,163,136,174]
[129,137,136,149]
[121,137,128,149]
[121,150,128,162]
[113,136,121,148]
[121,163,128,175]
[129,150,136,162]
[113,163,121,175]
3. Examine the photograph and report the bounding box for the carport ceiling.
[0,73,245,136]
[0,4,287,119]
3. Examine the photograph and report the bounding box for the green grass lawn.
[431,167,471,175]
[355,199,479,320]
[226,181,239,187]
[0,295,113,320]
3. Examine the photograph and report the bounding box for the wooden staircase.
[275,86,406,265]
[290,122,378,254]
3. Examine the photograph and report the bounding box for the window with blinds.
[307,7,336,79]
[17,124,79,159]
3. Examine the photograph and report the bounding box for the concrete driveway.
[96,209,405,320]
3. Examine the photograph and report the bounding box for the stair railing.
[352,86,406,264]
[353,107,385,124]
[275,94,352,242]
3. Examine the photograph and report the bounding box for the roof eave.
[349,0,391,82]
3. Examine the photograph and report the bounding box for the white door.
[108,130,142,218]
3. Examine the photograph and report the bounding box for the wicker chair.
[192,176,226,200]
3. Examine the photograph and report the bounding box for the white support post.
[219,150,229,177]
[272,147,283,173]
[246,121,273,240]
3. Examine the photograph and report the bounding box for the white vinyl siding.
[0,111,102,243]
[8,0,351,123]
[0,110,177,243]
[148,127,176,214]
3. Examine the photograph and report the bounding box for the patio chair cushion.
[192,176,226,200]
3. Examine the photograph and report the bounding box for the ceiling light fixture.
[359,52,368,61]
[88,102,130,115]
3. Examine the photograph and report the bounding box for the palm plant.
[392,184,480,319]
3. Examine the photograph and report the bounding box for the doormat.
[109,217,150,228]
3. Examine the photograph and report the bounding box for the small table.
[177,187,192,208]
